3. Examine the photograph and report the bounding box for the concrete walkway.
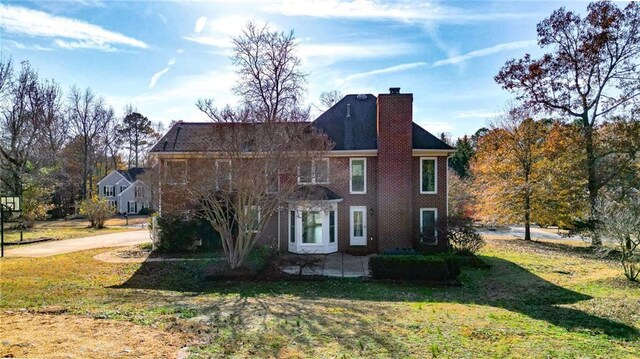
[3,230,150,258]
[282,253,372,278]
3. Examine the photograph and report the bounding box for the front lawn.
[1,237,638,358]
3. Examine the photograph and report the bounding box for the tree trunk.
[524,187,531,241]
[81,142,89,200]
[583,123,601,246]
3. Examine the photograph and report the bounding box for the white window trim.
[419,157,438,194]
[165,159,187,185]
[297,158,330,185]
[420,208,438,245]
[349,206,367,246]
[244,205,261,233]
[288,203,338,254]
[349,158,367,194]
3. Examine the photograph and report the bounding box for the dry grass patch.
[0,311,185,359]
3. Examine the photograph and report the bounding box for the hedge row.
[368,254,462,281]
[156,214,222,252]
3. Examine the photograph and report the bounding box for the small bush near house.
[369,254,462,281]
[137,207,152,215]
[446,215,485,255]
[156,213,221,253]
[78,196,114,229]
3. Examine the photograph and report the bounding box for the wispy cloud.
[261,0,537,23]
[341,40,534,82]
[300,43,411,59]
[454,110,503,119]
[184,15,255,49]
[3,40,53,52]
[0,4,147,51]
[184,36,232,48]
[340,62,428,83]
[432,40,535,67]
[194,16,208,33]
[149,58,176,89]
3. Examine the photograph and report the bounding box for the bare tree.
[495,1,640,245]
[67,86,113,199]
[597,194,640,281]
[231,22,307,123]
[317,90,343,110]
[0,61,42,194]
[186,104,332,268]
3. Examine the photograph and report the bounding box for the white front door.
[350,206,367,246]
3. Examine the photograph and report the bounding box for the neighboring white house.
[97,168,152,214]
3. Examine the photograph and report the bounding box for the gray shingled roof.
[288,185,342,201]
[118,167,146,182]
[150,94,453,153]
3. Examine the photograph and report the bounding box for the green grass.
[1,237,638,358]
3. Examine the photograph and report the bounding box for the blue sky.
[0,0,594,138]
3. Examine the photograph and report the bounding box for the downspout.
[277,209,281,252]
[446,156,450,216]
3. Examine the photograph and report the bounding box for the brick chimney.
[377,87,414,251]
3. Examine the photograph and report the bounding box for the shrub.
[137,207,152,215]
[369,254,461,281]
[78,196,114,229]
[156,213,221,253]
[447,216,485,255]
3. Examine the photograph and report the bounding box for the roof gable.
[312,94,378,150]
[98,170,126,186]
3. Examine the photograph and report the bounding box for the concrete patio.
[281,253,372,278]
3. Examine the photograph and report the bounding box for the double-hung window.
[103,186,115,197]
[216,159,232,190]
[245,206,261,233]
[350,158,366,194]
[128,201,138,214]
[298,158,329,184]
[420,157,437,194]
[420,208,437,245]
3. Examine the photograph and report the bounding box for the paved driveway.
[478,225,583,241]
[3,230,151,258]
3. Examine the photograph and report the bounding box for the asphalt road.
[3,230,151,258]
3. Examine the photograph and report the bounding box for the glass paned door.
[350,206,367,246]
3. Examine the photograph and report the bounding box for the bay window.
[288,203,339,254]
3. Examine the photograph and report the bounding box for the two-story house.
[97,167,152,214]
[150,88,454,254]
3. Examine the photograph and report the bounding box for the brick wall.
[376,92,414,251]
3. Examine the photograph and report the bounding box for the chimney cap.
[389,87,401,94]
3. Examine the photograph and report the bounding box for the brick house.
[150,88,454,254]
